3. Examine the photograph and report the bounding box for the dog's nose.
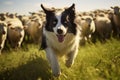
[57,29,63,34]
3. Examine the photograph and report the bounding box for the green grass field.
[0,38,120,80]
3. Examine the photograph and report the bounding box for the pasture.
[0,38,120,80]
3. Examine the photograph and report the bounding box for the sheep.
[0,13,6,21]
[75,15,95,45]
[24,13,43,44]
[7,26,24,48]
[17,15,30,26]
[5,16,25,48]
[0,21,7,54]
[92,15,112,43]
[111,6,120,38]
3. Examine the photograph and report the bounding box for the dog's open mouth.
[57,35,65,43]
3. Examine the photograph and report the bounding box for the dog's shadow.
[0,57,53,80]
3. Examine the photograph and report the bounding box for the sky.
[0,0,120,15]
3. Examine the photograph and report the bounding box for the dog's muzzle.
[56,29,65,43]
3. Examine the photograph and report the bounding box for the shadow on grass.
[0,57,53,80]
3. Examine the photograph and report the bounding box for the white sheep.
[0,21,7,54]
[24,13,43,44]
[93,15,112,42]
[5,16,25,48]
[76,15,95,45]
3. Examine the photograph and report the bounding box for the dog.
[40,3,81,77]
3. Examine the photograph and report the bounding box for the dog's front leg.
[45,47,61,77]
[65,45,78,68]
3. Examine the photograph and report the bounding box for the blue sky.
[0,0,120,15]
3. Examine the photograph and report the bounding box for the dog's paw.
[65,60,73,68]
[53,71,61,77]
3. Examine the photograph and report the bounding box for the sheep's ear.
[93,17,96,21]
[111,6,114,9]
[8,23,12,27]
[79,14,82,17]
[29,12,36,15]
[81,17,85,20]
[10,27,15,30]
[41,4,54,14]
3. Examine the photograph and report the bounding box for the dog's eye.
[63,21,68,25]
[53,19,58,26]
[64,21,67,24]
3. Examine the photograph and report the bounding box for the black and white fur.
[40,3,81,77]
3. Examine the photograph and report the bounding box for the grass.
[0,38,120,80]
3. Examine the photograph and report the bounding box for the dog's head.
[41,4,77,42]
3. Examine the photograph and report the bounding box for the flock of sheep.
[0,11,44,54]
[75,6,120,45]
[76,6,120,45]
[0,6,120,54]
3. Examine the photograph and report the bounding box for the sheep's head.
[111,6,120,15]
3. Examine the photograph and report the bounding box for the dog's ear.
[65,3,76,22]
[41,4,55,14]
[65,3,75,14]
[66,3,75,11]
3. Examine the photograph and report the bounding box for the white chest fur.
[44,29,80,56]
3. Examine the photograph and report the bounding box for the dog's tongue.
[57,35,64,42]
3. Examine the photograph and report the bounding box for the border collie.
[40,3,81,77]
